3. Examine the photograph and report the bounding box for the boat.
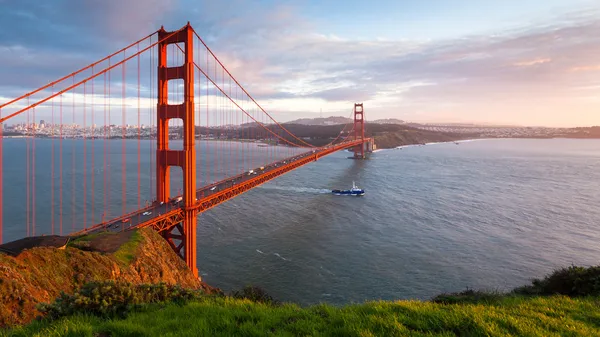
[332,181,365,196]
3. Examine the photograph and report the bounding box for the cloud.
[1,1,600,126]
[0,0,177,47]
[513,58,552,67]
[571,65,600,72]
[188,3,599,111]
[0,0,182,92]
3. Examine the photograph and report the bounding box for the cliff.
[0,228,215,327]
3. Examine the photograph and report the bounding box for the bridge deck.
[77,139,367,235]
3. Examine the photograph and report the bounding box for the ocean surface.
[3,138,600,305]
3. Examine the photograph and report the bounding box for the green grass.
[67,232,108,246]
[4,295,600,336]
[112,231,143,265]
[67,230,143,265]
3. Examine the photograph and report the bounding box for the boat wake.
[256,248,291,261]
[273,253,290,261]
[257,185,331,194]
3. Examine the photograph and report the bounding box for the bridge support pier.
[183,208,198,276]
[156,24,198,276]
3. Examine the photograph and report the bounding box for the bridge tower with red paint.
[353,103,366,159]
[156,24,198,276]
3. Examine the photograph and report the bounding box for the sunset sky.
[1,0,599,127]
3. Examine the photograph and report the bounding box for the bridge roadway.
[76,139,366,236]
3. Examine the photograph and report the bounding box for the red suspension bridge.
[0,24,372,275]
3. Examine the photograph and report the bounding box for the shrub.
[37,281,201,320]
[431,289,504,304]
[513,265,600,297]
[231,285,279,305]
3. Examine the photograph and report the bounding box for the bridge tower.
[353,103,365,159]
[156,24,198,276]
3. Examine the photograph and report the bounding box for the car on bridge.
[121,218,130,223]
[142,212,152,216]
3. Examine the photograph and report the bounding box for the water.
[3,138,600,305]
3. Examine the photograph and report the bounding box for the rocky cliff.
[0,228,215,327]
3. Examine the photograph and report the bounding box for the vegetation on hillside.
[194,123,469,148]
[4,294,599,336]
[37,281,201,320]
[3,265,600,336]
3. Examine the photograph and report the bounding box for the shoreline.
[0,136,281,146]
[372,137,600,152]
[371,138,495,152]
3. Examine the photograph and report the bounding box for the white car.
[210,186,217,191]
[142,211,152,216]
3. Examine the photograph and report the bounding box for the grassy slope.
[4,295,600,336]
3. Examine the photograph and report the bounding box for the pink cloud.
[571,65,600,72]
[513,58,552,67]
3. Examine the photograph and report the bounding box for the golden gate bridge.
[0,23,373,275]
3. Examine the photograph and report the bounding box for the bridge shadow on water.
[267,157,368,243]
[238,157,372,304]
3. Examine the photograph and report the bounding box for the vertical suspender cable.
[206,48,209,183]
[137,43,141,211]
[103,71,107,226]
[60,92,63,235]
[72,76,75,232]
[51,87,55,234]
[149,40,154,202]
[91,67,95,225]
[83,82,87,229]
[107,62,111,223]
[122,51,126,219]
[26,98,30,236]
[32,105,35,236]
[0,106,2,243]
[229,73,232,176]
[214,56,218,181]
[197,46,202,186]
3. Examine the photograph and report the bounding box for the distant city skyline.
[1,0,599,127]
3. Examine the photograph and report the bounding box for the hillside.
[259,123,468,148]
[0,228,216,327]
[287,116,352,125]
[4,265,600,335]
[5,294,600,336]
[286,116,405,126]
[189,121,467,148]
[370,127,468,148]
[371,118,405,125]
[563,126,600,138]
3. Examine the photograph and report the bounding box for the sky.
[0,0,599,127]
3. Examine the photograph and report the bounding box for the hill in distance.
[286,116,405,126]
